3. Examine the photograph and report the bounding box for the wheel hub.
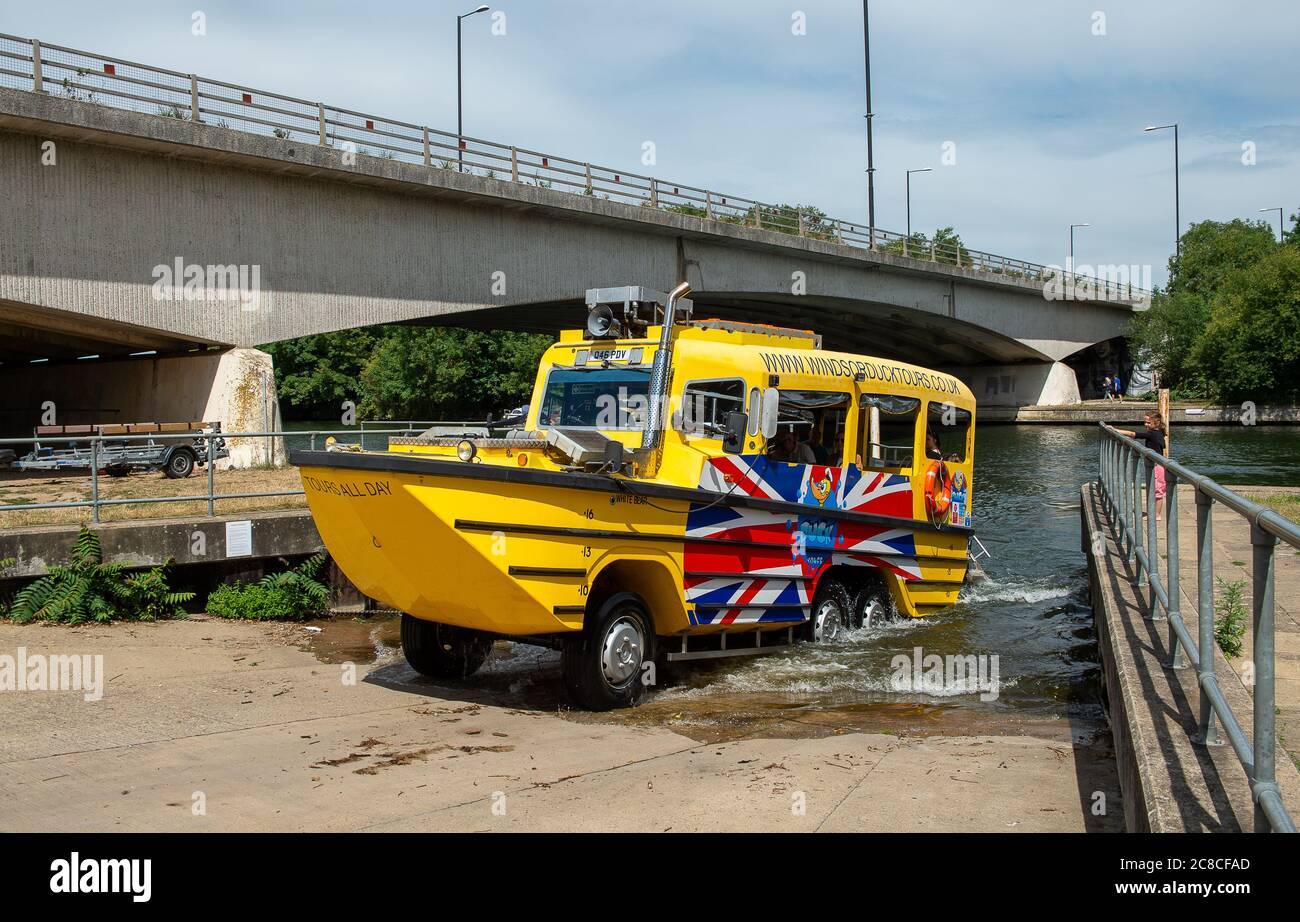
[601,616,643,686]
[813,600,844,643]
[861,598,885,628]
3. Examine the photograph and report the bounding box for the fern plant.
[207,553,331,621]
[6,528,193,625]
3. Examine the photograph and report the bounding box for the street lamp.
[457,4,491,170]
[1144,123,1180,256]
[1260,207,1285,242]
[863,1,876,248]
[905,168,931,249]
[1069,223,1090,274]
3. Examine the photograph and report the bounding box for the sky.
[5,0,1298,286]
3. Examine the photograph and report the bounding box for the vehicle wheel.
[163,449,195,479]
[562,592,653,711]
[807,578,852,643]
[400,613,493,679]
[849,574,893,630]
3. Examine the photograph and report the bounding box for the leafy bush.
[1214,577,1248,659]
[6,528,193,624]
[206,553,330,621]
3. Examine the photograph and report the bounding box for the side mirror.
[760,388,780,438]
[722,412,748,455]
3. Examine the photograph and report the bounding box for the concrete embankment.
[985,403,1300,425]
[1080,482,1300,831]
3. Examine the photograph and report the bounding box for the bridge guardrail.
[0,427,421,524]
[0,32,1151,303]
[1098,423,1297,833]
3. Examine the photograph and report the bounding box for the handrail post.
[1250,522,1279,832]
[583,161,591,193]
[31,39,43,93]
[423,127,431,166]
[190,74,200,121]
[650,178,658,208]
[705,191,713,219]
[798,209,806,236]
[1193,488,1221,746]
[1146,456,1163,619]
[512,147,520,184]
[207,434,215,517]
[90,437,100,524]
[1166,468,1185,666]
[318,103,326,145]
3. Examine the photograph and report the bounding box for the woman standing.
[1114,411,1167,519]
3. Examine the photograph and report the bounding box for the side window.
[767,391,851,466]
[927,402,971,462]
[858,394,921,470]
[681,379,745,438]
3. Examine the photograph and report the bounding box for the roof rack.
[688,318,821,346]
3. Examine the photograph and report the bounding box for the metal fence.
[0,32,1151,302]
[1098,423,1297,833]
[0,428,419,523]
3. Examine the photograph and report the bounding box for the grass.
[1214,578,1248,659]
[1244,490,1300,525]
[0,467,306,527]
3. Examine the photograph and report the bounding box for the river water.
[311,424,1300,742]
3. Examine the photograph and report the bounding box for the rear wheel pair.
[807,574,893,642]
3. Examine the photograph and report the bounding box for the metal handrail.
[0,31,1152,301]
[0,427,420,523]
[1097,423,1296,833]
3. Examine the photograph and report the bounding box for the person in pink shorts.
[1114,411,1168,519]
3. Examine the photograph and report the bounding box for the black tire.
[561,592,654,711]
[806,577,853,643]
[849,573,894,630]
[163,448,195,479]
[400,613,493,679]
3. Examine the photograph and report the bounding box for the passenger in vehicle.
[925,428,944,461]
[802,416,831,465]
[769,429,815,464]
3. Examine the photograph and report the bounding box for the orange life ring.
[924,459,953,520]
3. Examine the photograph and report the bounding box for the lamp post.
[909,167,930,243]
[1144,123,1181,256]
[1260,207,1284,243]
[1069,223,1090,275]
[863,0,876,248]
[457,4,490,170]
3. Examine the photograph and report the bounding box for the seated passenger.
[925,428,943,461]
[802,419,831,465]
[769,429,815,464]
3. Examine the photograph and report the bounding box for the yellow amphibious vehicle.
[291,284,977,709]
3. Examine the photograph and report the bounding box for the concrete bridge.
[0,36,1147,426]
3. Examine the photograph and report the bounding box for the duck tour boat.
[290,283,978,709]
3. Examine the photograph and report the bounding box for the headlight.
[457,439,477,462]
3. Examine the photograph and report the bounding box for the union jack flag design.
[685,455,921,626]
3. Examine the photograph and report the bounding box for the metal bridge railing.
[0,32,1151,303]
[0,428,421,524]
[1097,423,1297,833]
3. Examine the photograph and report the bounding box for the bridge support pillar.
[0,348,283,467]
[948,361,1081,409]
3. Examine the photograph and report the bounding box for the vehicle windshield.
[539,367,651,430]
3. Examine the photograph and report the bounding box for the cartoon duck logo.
[810,474,834,506]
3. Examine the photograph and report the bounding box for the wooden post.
[1159,388,1171,457]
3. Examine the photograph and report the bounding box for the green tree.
[262,327,382,420]
[359,327,552,420]
[1127,218,1285,398]
[1191,246,1300,402]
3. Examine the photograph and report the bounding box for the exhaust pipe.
[640,281,693,451]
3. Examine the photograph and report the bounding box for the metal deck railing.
[0,427,421,523]
[0,32,1151,302]
[1098,423,1297,833]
